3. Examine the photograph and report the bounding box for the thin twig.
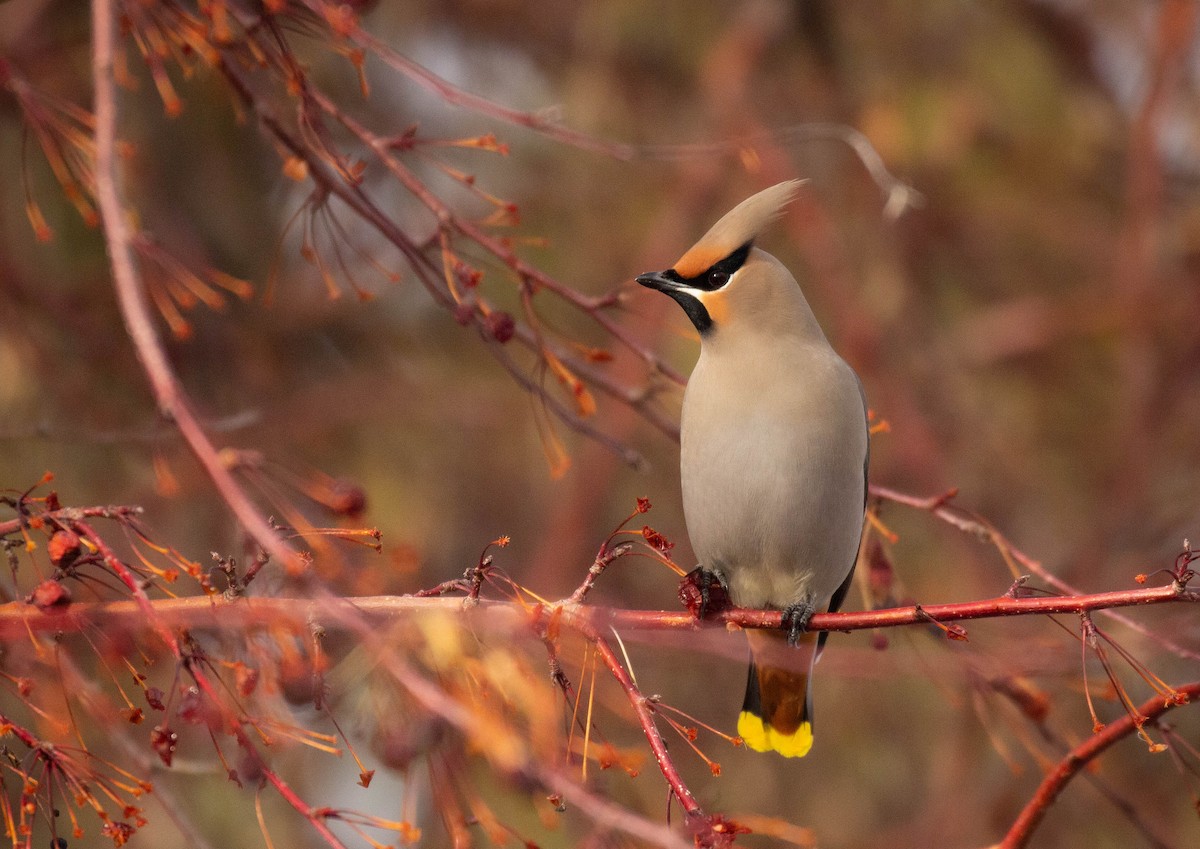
[316,5,917,214]
[303,82,688,385]
[588,629,704,820]
[215,42,674,462]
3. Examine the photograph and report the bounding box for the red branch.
[999,680,1200,849]
[582,626,703,817]
[2,564,1195,847]
[870,484,1200,662]
[583,630,745,848]
[589,581,1197,635]
[188,661,351,849]
[0,505,142,538]
[73,519,180,654]
[1,581,1194,640]
[90,11,341,841]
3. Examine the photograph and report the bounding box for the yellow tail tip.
[737,711,813,758]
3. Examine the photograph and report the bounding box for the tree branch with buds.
[4,488,1197,848]
[3,2,1196,847]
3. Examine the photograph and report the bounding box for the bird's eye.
[708,270,729,288]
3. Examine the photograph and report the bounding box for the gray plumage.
[637,181,868,757]
[680,246,867,613]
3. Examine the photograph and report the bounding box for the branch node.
[1005,575,1032,598]
[916,604,969,642]
[930,487,959,509]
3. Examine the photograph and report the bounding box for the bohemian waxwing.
[637,180,869,757]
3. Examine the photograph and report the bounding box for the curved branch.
[998,680,1200,849]
[325,4,917,213]
[92,7,344,847]
[91,0,298,572]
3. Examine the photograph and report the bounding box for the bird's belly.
[680,408,864,611]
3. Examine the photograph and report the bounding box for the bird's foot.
[781,600,817,646]
[678,567,731,621]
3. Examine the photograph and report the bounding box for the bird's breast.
[679,343,867,610]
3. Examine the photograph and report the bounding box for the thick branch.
[998,680,1200,849]
[589,582,1198,635]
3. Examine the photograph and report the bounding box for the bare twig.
[588,629,704,820]
[315,1,918,215]
[212,40,674,465]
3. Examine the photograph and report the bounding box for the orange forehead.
[673,244,727,279]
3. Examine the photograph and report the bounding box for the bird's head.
[637,180,817,339]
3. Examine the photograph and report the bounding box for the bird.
[636,181,869,757]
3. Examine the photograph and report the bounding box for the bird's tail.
[738,629,819,758]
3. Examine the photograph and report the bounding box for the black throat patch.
[664,290,713,334]
[666,241,752,334]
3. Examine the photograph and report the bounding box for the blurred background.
[1,0,1199,847]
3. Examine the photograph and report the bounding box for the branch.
[586,581,1198,635]
[3,581,1194,640]
[582,626,704,819]
[4,491,1196,849]
[998,680,1200,849]
[323,2,918,214]
[992,677,1176,849]
[90,0,299,573]
[5,579,1193,848]
[871,484,1200,662]
[90,12,340,843]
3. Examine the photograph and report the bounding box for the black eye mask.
[636,242,753,335]
[660,241,752,291]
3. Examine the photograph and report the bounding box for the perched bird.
[637,181,868,757]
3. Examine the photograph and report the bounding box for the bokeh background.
[2,0,1199,847]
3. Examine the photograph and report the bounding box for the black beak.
[635,270,713,335]
[636,270,679,292]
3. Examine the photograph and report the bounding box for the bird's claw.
[781,601,816,646]
[678,566,730,620]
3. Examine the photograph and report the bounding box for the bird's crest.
[673,180,804,278]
